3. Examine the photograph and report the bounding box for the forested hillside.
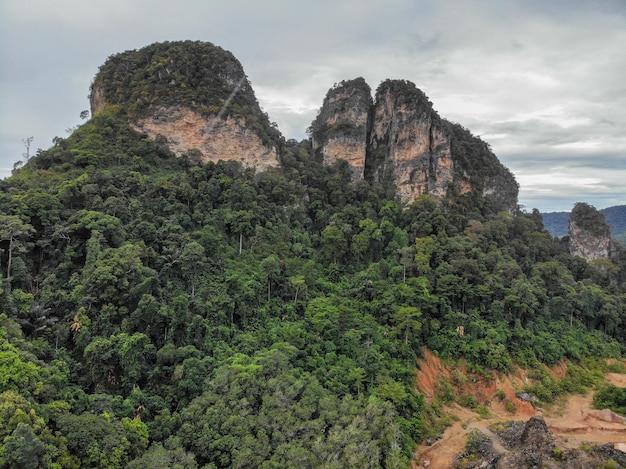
[1,51,626,466]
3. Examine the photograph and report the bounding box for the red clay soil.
[413,349,626,469]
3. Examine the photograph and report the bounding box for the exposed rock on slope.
[131,107,278,171]
[89,40,281,169]
[310,78,371,179]
[310,79,518,209]
[90,40,518,210]
[368,80,454,204]
[569,202,612,261]
[454,416,626,469]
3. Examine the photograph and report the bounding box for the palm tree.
[18,302,58,338]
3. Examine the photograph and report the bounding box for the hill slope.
[0,40,624,468]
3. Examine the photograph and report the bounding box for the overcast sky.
[1,0,625,212]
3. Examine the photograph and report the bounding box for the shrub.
[476,405,491,419]
[465,429,487,456]
[593,384,626,415]
[458,394,478,409]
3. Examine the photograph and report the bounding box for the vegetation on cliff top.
[91,40,283,150]
[569,202,612,238]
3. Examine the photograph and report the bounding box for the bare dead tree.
[22,136,34,169]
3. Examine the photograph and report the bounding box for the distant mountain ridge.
[542,205,626,243]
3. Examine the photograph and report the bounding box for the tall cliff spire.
[310,78,518,211]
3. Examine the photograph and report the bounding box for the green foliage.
[475,405,491,419]
[436,380,456,403]
[465,428,488,456]
[523,361,605,405]
[177,345,407,467]
[504,399,516,413]
[570,202,610,237]
[0,96,624,467]
[0,332,44,398]
[603,458,620,469]
[458,394,478,409]
[57,412,134,468]
[446,122,519,213]
[593,384,626,415]
[1,423,47,469]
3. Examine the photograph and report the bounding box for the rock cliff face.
[311,79,518,210]
[89,41,281,169]
[310,78,371,179]
[569,202,612,261]
[131,106,278,170]
[368,80,455,203]
[90,41,518,210]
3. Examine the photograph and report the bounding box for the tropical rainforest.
[1,43,626,469]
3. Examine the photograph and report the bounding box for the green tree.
[392,306,422,345]
[260,254,281,301]
[225,210,255,255]
[414,236,435,276]
[1,423,46,469]
[321,225,348,263]
[179,241,207,298]
[58,412,132,469]
[0,216,35,293]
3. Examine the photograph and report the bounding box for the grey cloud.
[1,0,625,212]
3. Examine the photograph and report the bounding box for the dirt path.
[414,352,626,469]
[544,372,626,447]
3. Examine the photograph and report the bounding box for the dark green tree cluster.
[0,108,625,467]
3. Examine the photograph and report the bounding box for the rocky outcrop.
[310,78,518,209]
[131,106,278,170]
[455,416,625,468]
[368,80,455,204]
[89,40,281,170]
[310,78,371,179]
[90,83,106,116]
[569,202,612,261]
[89,41,518,208]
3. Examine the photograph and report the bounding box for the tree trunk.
[6,236,13,292]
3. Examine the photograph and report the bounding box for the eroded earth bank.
[415,349,626,468]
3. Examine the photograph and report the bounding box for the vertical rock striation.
[310,78,372,179]
[368,80,454,203]
[310,78,518,210]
